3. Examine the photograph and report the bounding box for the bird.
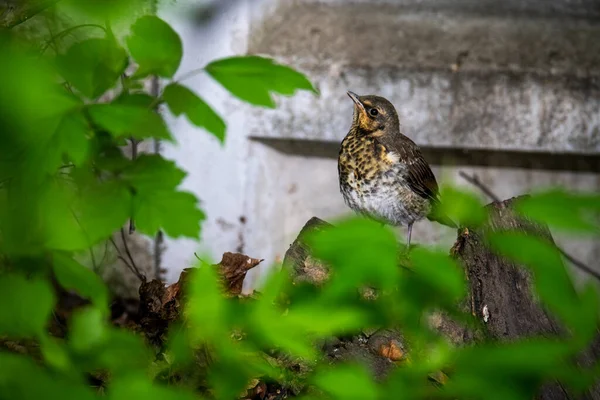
[337,91,456,249]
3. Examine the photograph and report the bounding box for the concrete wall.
[158,0,600,289]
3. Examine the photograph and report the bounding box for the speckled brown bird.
[338,91,456,248]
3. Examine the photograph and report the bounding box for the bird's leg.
[406,222,413,250]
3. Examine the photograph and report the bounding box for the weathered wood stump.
[282,196,600,399]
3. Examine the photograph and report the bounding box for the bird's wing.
[405,154,440,202]
[386,136,440,202]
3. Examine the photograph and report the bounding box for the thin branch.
[40,23,106,54]
[174,67,206,84]
[458,171,600,281]
[109,237,144,282]
[458,171,500,203]
[120,228,141,278]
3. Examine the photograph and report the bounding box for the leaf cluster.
[1,4,600,400]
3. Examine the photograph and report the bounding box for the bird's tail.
[426,202,458,229]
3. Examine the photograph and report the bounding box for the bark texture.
[282,196,600,399]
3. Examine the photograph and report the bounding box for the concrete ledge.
[246,68,600,154]
[249,2,600,77]
[251,138,600,172]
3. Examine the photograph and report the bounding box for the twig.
[174,67,206,84]
[458,171,500,203]
[109,236,144,282]
[128,137,138,234]
[458,171,600,281]
[120,228,144,280]
[39,23,105,54]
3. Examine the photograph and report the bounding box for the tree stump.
[282,196,600,399]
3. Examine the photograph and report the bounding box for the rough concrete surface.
[157,0,600,291]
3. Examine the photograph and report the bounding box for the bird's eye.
[369,108,379,117]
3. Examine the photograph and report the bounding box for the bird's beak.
[347,91,366,113]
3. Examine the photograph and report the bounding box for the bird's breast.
[338,134,430,225]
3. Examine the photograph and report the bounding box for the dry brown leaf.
[216,252,263,296]
[379,341,404,361]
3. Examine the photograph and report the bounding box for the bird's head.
[347,91,400,136]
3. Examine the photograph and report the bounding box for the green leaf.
[185,264,227,342]
[50,111,91,167]
[69,306,107,353]
[120,155,203,238]
[97,330,152,374]
[163,83,226,143]
[205,56,317,108]
[165,324,193,367]
[109,373,199,400]
[515,189,600,235]
[312,363,378,400]
[407,247,466,305]
[40,175,130,251]
[133,189,205,238]
[248,270,317,359]
[40,335,72,372]
[57,37,128,99]
[306,217,399,295]
[121,154,186,191]
[57,0,149,23]
[488,231,598,340]
[286,305,366,337]
[0,353,96,400]
[88,103,173,141]
[114,93,156,108]
[127,15,183,78]
[438,185,486,228]
[0,274,55,338]
[52,252,109,309]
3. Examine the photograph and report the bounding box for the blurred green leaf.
[306,217,399,295]
[52,252,108,309]
[515,189,600,235]
[446,339,577,400]
[438,185,486,228]
[205,56,316,108]
[249,270,316,359]
[133,189,204,238]
[40,335,72,372]
[127,16,183,78]
[312,363,378,400]
[185,264,227,342]
[50,111,91,167]
[57,0,151,24]
[97,330,152,374]
[88,103,173,141]
[488,231,598,340]
[0,353,96,400]
[207,344,258,400]
[0,37,79,183]
[165,324,193,367]
[406,247,466,305]
[108,373,199,400]
[57,37,128,99]
[0,274,55,338]
[286,305,366,337]
[40,175,130,251]
[163,83,226,143]
[69,307,107,353]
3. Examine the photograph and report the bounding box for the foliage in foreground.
[1,3,600,400]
